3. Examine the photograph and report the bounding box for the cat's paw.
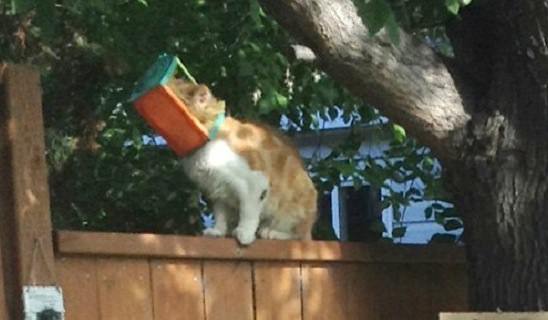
[232,227,256,245]
[203,228,226,237]
[258,227,272,239]
[258,227,293,240]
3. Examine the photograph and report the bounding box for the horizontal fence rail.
[55,230,468,320]
[56,230,466,263]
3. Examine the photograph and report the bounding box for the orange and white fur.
[169,79,317,245]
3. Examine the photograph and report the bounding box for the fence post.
[0,64,59,319]
[0,238,8,320]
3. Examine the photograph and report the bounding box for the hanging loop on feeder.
[176,57,197,84]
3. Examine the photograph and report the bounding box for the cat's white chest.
[181,140,268,202]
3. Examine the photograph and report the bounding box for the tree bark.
[261,0,548,311]
[259,0,470,158]
[447,1,548,310]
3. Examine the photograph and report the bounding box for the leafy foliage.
[355,0,474,34]
[1,0,461,241]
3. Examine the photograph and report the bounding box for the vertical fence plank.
[407,264,437,319]
[301,263,379,320]
[56,257,99,320]
[97,258,153,320]
[0,242,8,320]
[344,264,380,320]
[203,261,253,320]
[373,263,441,320]
[254,262,302,320]
[0,64,57,319]
[431,263,469,313]
[151,259,205,320]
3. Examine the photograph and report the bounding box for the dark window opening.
[340,186,382,242]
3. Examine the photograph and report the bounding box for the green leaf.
[461,0,473,5]
[441,207,458,218]
[445,0,460,15]
[34,0,56,39]
[369,220,386,233]
[430,233,457,243]
[385,14,400,45]
[258,99,272,114]
[360,0,392,35]
[89,0,107,11]
[422,156,434,171]
[136,0,148,6]
[432,202,445,210]
[392,226,407,238]
[393,206,401,221]
[249,0,263,26]
[434,211,444,225]
[328,107,339,120]
[392,124,406,143]
[444,219,463,231]
[274,92,288,109]
[11,0,34,13]
[425,206,433,219]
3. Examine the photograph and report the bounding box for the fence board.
[431,264,469,312]
[56,257,99,320]
[97,258,153,320]
[301,263,378,320]
[254,262,302,320]
[53,231,468,320]
[203,261,254,320]
[150,260,205,320]
[343,264,380,320]
[373,263,436,320]
[407,264,437,319]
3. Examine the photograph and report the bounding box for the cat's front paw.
[232,227,256,245]
[203,228,226,237]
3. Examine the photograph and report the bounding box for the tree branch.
[259,0,471,158]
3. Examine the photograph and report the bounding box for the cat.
[167,79,318,245]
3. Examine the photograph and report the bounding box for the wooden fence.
[55,231,468,320]
[1,63,469,319]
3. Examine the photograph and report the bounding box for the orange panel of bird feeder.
[130,54,208,157]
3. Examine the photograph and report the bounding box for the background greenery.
[1,0,462,241]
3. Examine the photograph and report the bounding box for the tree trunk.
[260,0,548,310]
[447,1,548,310]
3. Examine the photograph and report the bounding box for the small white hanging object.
[23,286,64,320]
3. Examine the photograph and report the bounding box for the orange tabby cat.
[168,79,317,245]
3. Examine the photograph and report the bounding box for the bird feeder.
[130,54,209,157]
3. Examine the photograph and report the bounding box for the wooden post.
[0,64,58,319]
[0,240,8,320]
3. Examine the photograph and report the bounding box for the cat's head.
[168,79,225,127]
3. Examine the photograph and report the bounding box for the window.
[336,185,382,242]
